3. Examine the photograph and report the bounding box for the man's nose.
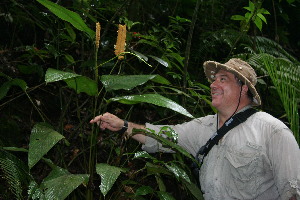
[210,79,218,89]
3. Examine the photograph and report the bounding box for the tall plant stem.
[183,0,201,106]
[86,47,100,200]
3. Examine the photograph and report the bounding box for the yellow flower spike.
[95,22,101,49]
[114,24,127,60]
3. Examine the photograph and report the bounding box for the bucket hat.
[203,58,261,105]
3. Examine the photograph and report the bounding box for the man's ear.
[241,85,249,96]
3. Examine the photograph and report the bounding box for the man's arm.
[90,112,146,144]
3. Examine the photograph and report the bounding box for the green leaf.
[148,55,169,67]
[45,68,97,96]
[248,1,255,11]
[109,94,194,118]
[0,79,28,101]
[135,186,154,196]
[65,76,98,96]
[36,0,94,38]
[134,151,157,160]
[164,163,191,183]
[142,128,199,167]
[101,75,166,91]
[157,191,176,200]
[41,173,89,200]
[257,13,267,24]
[28,123,64,169]
[45,68,80,83]
[145,162,171,176]
[96,163,127,197]
[254,17,263,31]
[231,15,245,21]
[130,49,148,61]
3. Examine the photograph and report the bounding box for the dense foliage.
[0,0,299,199]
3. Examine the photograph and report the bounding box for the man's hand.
[90,112,146,144]
[90,112,124,132]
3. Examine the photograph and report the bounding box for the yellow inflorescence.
[114,24,127,60]
[95,22,101,49]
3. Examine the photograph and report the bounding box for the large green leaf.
[28,123,64,169]
[0,79,27,100]
[110,94,194,118]
[36,0,94,38]
[65,76,98,96]
[100,75,169,91]
[45,68,97,96]
[96,163,127,197]
[164,163,191,184]
[45,68,80,83]
[42,173,89,200]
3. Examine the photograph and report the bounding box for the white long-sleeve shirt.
[142,110,300,199]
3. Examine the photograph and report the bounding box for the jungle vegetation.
[0,0,299,199]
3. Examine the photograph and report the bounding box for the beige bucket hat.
[203,58,261,106]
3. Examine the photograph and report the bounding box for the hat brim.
[203,61,261,106]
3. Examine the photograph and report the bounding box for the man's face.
[210,70,242,111]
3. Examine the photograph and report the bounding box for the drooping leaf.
[36,0,94,38]
[130,49,148,61]
[254,17,263,31]
[96,163,127,197]
[148,55,169,67]
[65,76,98,96]
[0,79,27,100]
[28,123,64,169]
[101,75,168,91]
[164,163,191,184]
[109,94,194,118]
[45,68,80,83]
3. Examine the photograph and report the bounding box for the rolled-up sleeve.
[267,127,300,199]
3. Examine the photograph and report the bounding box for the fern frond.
[253,37,298,63]
[248,53,300,142]
[0,149,32,200]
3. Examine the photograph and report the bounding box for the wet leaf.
[110,94,194,118]
[101,75,157,91]
[45,68,80,83]
[28,123,64,169]
[96,163,127,197]
[41,173,89,200]
[134,151,156,160]
[164,163,191,183]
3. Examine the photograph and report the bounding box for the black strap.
[196,108,257,164]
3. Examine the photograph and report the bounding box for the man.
[90,58,300,199]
